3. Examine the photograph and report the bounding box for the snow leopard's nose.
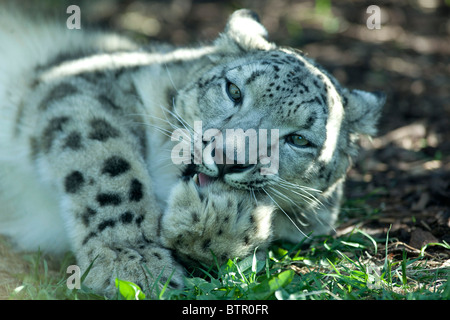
[202,131,258,177]
[213,140,256,176]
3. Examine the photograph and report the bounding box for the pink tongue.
[198,173,211,187]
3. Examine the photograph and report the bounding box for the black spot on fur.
[38,83,78,111]
[142,235,153,244]
[245,70,265,85]
[304,113,316,129]
[63,131,83,150]
[96,193,122,206]
[202,239,211,251]
[98,94,121,112]
[191,212,199,223]
[299,83,309,93]
[135,215,144,227]
[41,116,70,152]
[82,232,96,245]
[153,252,162,260]
[169,280,181,289]
[88,118,120,142]
[98,219,116,231]
[129,179,143,202]
[81,207,97,227]
[120,211,134,224]
[102,156,131,177]
[64,171,85,194]
[313,79,321,89]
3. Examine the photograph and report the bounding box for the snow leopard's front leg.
[160,178,276,266]
[30,80,184,297]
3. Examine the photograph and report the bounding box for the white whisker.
[278,179,322,194]
[275,183,319,207]
[133,122,176,139]
[267,187,310,227]
[164,63,179,93]
[146,113,182,132]
[262,187,309,239]
[172,101,195,132]
[275,177,325,209]
[159,103,197,137]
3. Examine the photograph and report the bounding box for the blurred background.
[3,0,450,249]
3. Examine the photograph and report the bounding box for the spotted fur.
[0,9,384,296]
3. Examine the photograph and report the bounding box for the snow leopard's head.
[172,9,385,239]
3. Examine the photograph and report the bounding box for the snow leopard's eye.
[286,134,310,147]
[226,82,242,102]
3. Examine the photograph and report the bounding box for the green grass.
[8,229,449,300]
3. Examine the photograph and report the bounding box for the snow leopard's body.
[0,9,385,296]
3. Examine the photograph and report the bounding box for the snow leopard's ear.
[215,9,275,51]
[343,89,386,136]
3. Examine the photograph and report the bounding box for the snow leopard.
[0,9,385,297]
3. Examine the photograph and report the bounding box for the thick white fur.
[0,11,138,253]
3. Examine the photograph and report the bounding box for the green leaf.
[249,270,295,300]
[80,255,98,284]
[236,254,265,276]
[401,250,408,286]
[184,277,218,293]
[340,240,366,249]
[115,278,146,300]
[356,229,378,255]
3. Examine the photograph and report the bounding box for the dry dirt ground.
[0,0,448,299]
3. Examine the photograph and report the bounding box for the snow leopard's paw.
[160,176,275,266]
